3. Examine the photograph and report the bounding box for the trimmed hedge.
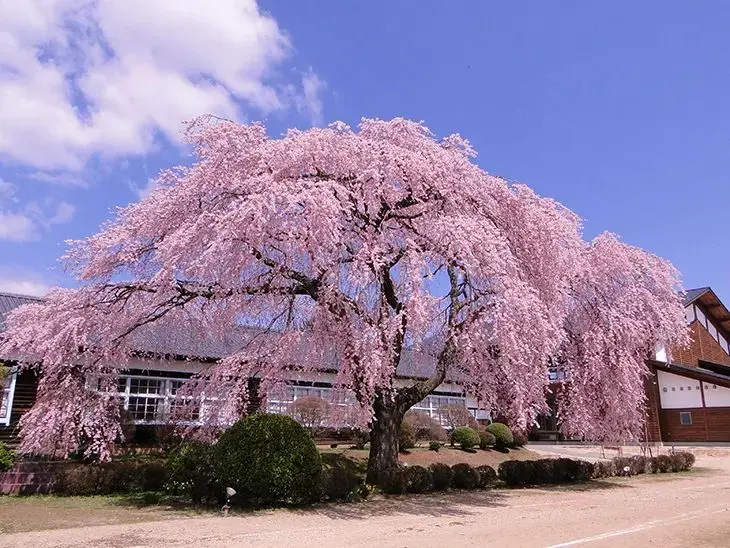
[320,453,367,502]
[0,441,15,473]
[475,465,497,488]
[214,413,322,505]
[486,423,514,450]
[429,462,453,491]
[55,460,166,495]
[511,431,528,448]
[404,465,433,494]
[478,430,496,450]
[165,441,218,504]
[498,458,593,487]
[380,467,408,495]
[451,427,481,450]
[451,463,481,490]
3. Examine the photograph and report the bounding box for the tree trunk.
[366,395,402,485]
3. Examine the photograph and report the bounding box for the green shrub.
[404,411,448,444]
[451,426,481,450]
[650,454,672,474]
[592,460,616,479]
[486,423,514,450]
[475,465,497,488]
[54,460,166,495]
[511,431,528,448]
[553,458,593,483]
[380,467,407,494]
[451,463,480,489]
[498,460,534,487]
[429,441,441,452]
[404,465,433,493]
[214,413,322,505]
[478,430,496,450]
[429,462,452,491]
[672,451,696,471]
[0,442,15,472]
[320,453,366,501]
[398,420,416,451]
[530,459,556,484]
[166,441,218,503]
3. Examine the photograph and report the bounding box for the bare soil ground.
[320,445,541,467]
[2,447,729,547]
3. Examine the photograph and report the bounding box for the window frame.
[0,371,17,426]
[679,411,692,426]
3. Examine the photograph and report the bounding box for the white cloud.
[0,211,39,242]
[0,178,18,199]
[0,277,49,297]
[0,0,324,171]
[48,201,76,225]
[298,69,326,126]
[128,178,159,201]
[28,171,87,187]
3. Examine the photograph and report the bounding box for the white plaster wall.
[702,382,730,407]
[657,371,703,409]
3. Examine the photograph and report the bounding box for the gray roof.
[683,287,711,307]
[0,292,441,379]
[0,292,42,330]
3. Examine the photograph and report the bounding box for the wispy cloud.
[28,171,87,187]
[48,201,76,225]
[0,211,39,242]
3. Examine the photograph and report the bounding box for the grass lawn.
[0,446,541,534]
[318,444,542,468]
[0,494,207,534]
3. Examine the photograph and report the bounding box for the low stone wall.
[0,461,66,495]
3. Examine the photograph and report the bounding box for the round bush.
[651,454,672,474]
[673,451,696,471]
[479,430,496,450]
[405,465,433,493]
[429,462,453,491]
[511,431,528,448]
[0,442,15,473]
[451,463,480,489]
[530,459,556,484]
[398,420,416,451]
[485,423,514,450]
[498,460,535,487]
[429,441,441,452]
[592,460,616,479]
[214,413,322,505]
[166,441,218,503]
[380,467,408,495]
[451,426,481,450]
[475,465,497,488]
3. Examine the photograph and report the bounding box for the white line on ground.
[545,506,729,547]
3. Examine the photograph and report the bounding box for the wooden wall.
[0,371,38,448]
[659,406,730,443]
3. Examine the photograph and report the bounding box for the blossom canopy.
[0,117,688,458]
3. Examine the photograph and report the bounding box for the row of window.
[686,304,730,354]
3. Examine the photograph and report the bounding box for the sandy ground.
[2,447,729,548]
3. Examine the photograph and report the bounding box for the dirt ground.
[2,447,729,547]
[321,444,542,467]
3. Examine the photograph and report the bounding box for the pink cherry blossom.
[0,117,688,475]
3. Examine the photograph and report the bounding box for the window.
[0,372,17,426]
[679,411,692,426]
[99,374,200,424]
[696,307,707,329]
[684,305,696,324]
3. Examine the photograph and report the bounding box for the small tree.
[288,396,330,438]
[439,404,477,431]
[404,410,447,445]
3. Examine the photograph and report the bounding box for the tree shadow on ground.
[291,489,510,520]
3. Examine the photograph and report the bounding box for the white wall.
[703,382,730,408]
[657,371,703,409]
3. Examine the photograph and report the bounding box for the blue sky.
[1,1,728,302]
